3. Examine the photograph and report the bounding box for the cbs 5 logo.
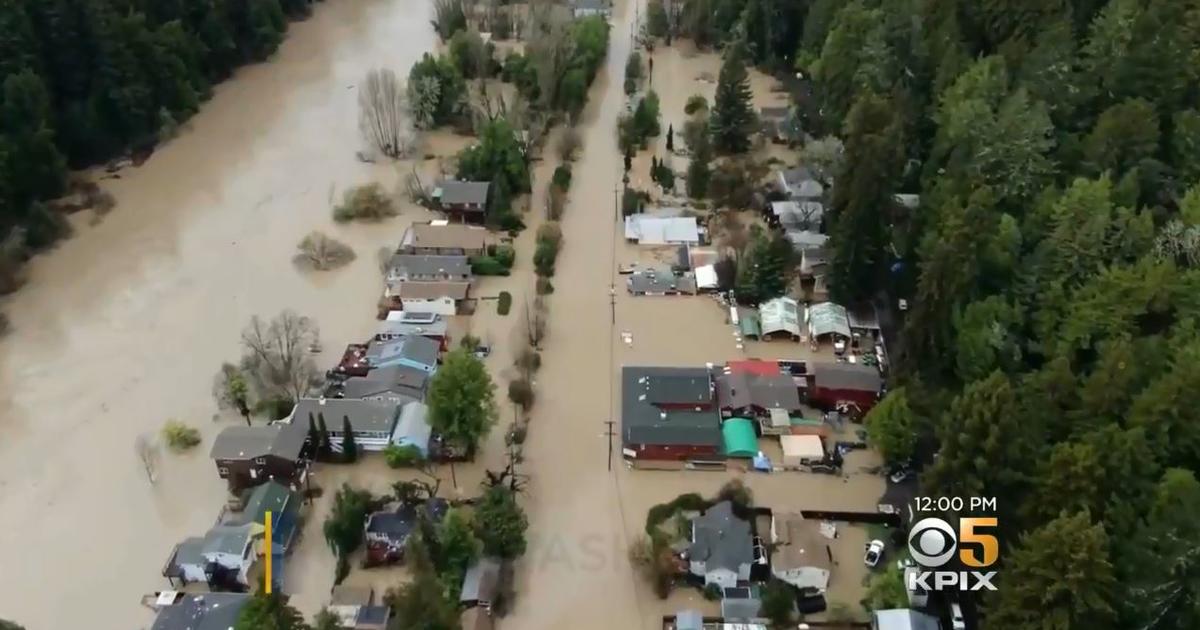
[908,517,999,568]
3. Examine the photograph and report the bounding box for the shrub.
[548,185,567,220]
[384,444,425,468]
[295,231,356,270]
[508,378,535,411]
[492,244,516,268]
[552,165,573,191]
[645,492,709,534]
[514,347,542,374]
[536,277,555,295]
[534,240,560,277]
[333,183,398,222]
[459,334,481,351]
[716,479,753,510]
[162,420,201,452]
[703,583,722,600]
[622,188,650,216]
[537,222,563,247]
[684,94,708,115]
[498,291,513,315]
[558,128,582,161]
[470,255,511,276]
[625,52,643,84]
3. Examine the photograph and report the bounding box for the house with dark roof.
[228,481,302,555]
[433,181,490,220]
[149,592,250,630]
[715,371,803,419]
[292,398,404,452]
[365,335,441,373]
[334,364,429,405]
[460,556,504,609]
[806,363,883,415]
[399,221,488,256]
[622,366,721,465]
[386,254,471,283]
[687,501,755,588]
[210,422,308,491]
[364,499,450,565]
[162,522,263,590]
[626,266,698,295]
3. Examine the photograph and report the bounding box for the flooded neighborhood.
[1,1,903,629]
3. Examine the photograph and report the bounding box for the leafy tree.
[408,53,465,128]
[214,363,253,425]
[322,484,374,576]
[812,1,891,127]
[734,226,791,304]
[1170,109,1200,184]
[234,592,307,630]
[666,123,674,152]
[709,40,755,154]
[311,608,345,630]
[862,564,906,611]
[1121,468,1200,630]
[985,511,1116,629]
[389,533,460,630]
[952,296,1023,383]
[341,415,357,463]
[864,387,917,465]
[474,484,528,558]
[686,133,712,198]
[632,90,662,144]
[760,579,795,626]
[437,507,482,590]
[0,70,66,206]
[0,619,25,630]
[1083,99,1160,176]
[457,117,530,217]
[426,348,498,455]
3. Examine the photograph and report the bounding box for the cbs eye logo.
[908,517,999,568]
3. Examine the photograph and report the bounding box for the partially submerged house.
[433,181,490,221]
[720,586,762,621]
[779,434,826,467]
[759,106,802,144]
[777,167,824,201]
[806,302,851,349]
[387,280,472,316]
[329,586,392,630]
[714,371,803,419]
[399,221,488,256]
[770,513,831,592]
[163,522,263,590]
[390,401,432,457]
[759,297,802,341]
[687,501,756,589]
[148,592,250,630]
[460,556,505,609]
[229,481,303,555]
[364,499,450,565]
[771,199,824,231]
[366,335,441,373]
[784,229,828,254]
[386,254,471,283]
[805,363,883,414]
[627,266,698,296]
[292,398,404,452]
[621,366,722,466]
[625,214,701,245]
[210,422,308,492]
[375,312,450,349]
[333,364,430,404]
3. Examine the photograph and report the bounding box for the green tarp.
[722,418,759,458]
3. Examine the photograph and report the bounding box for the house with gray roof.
[210,421,308,491]
[163,522,262,590]
[336,365,429,404]
[715,371,803,418]
[460,556,504,608]
[386,255,471,283]
[292,398,404,452]
[806,301,851,343]
[375,313,450,349]
[399,221,488,256]
[366,335,441,373]
[759,297,802,340]
[687,501,755,588]
[720,586,763,620]
[434,181,490,220]
[621,366,722,463]
[150,592,250,630]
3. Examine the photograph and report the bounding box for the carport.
[721,418,759,458]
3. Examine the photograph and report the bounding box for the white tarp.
[780,434,825,466]
[695,264,718,289]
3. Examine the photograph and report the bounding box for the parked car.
[889,467,911,483]
[864,540,885,567]
[950,602,967,630]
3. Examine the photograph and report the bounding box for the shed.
[390,401,432,456]
[624,215,701,245]
[780,434,825,466]
[721,418,759,458]
[460,557,502,606]
[695,264,718,291]
[806,302,851,340]
[737,310,762,340]
[759,297,802,340]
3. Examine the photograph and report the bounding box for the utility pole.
[603,420,616,471]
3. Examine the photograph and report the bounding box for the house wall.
[178,562,209,583]
[400,297,457,316]
[374,355,438,374]
[625,442,720,462]
[404,245,485,257]
[215,457,300,491]
[329,432,395,452]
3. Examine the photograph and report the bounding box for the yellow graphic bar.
[264,511,273,594]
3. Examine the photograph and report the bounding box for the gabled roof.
[810,363,882,392]
[437,181,490,206]
[210,422,307,462]
[376,316,449,339]
[367,335,441,369]
[785,229,828,251]
[391,401,432,451]
[393,281,472,300]
[806,302,851,338]
[151,593,251,630]
[624,215,701,245]
[366,499,450,541]
[627,266,697,294]
[238,481,297,525]
[778,167,824,199]
[402,222,488,251]
[202,523,258,556]
[771,513,832,579]
[292,398,403,434]
[759,297,802,337]
[461,556,502,602]
[689,501,754,573]
[715,372,801,411]
[388,254,470,278]
[622,367,720,448]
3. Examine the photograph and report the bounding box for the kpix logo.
[907,517,999,591]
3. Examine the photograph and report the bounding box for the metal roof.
[759,297,802,337]
[387,254,470,278]
[292,398,403,434]
[806,301,851,339]
[811,363,882,392]
[366,335,441,369]
[461,556,502,602]
[621,367,720,447]
[437,181,490,205]
[150,593,250,630]
[624,215,700,245]
[721,418,759,457]
[689,501,754,573]
[391,401,432,454]
[715,372,801,412]
[210,422,307,461]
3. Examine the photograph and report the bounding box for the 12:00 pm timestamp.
[915,496,997,512]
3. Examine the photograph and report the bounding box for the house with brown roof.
[399,221,488,256]
[210,422,308,492]
[770,513,831,593]
[386,281,472,316]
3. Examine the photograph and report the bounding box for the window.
[255,457,266,465]
[218,467,229,476]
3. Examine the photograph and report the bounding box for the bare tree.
[359,69,417,159]
[213,362,253,425]
[239,311,322,403]
[294,231,357,271]
[135,434,158,484]
[524,295,548,348]
[526,1,575,110]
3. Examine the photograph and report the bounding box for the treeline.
[786,1,1200,629]
[0,0,322,262]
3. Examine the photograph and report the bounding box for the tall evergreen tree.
[341,415,357,462]
[709,39,755,154]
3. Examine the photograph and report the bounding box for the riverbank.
[0,1,437,627]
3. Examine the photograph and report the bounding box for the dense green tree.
[812,2,891,127]
[234,592,308,630]
[734,226,791,303]
[1083,98,1161,176]
[985,511,1116,630]
[408,53,465,128]
[322,484,373,572]
[864,387,917,465]
[311,608,345,630]
[426,348,498,455]
[474,484,528,559]
[953,296,1022,383]
[1122,468,1200,630]
[436,507,482,593]
[389,533,460,630]
[0,70,66,206]
[759,579,795,626]
[862,564,907,611]
[709,40,755,154]
[341,415,357,463]
[686,132,712,199]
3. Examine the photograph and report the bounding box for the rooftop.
[393,280,472,300]
[715,372,801,411]
[778,167,824,199]
[402,222,488,251]
[292,398,403,434]
[376,316,449,339]
[771,513,832,575]
[388,254,471,278]
[810,362,882,392]
[622,367,720,448]
[150,593,250,630]
[627,266,698,294]
[201,522,258,556]
[366,335,441,369]
[366,498,450,541]
[625,215,701,245]
[759,297,802,337]
[436,180,490,206]
[210,422,307,461]
[806,301,851,339]
[689,501,754,573]
[461,556,503,603]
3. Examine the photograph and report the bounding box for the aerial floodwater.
[0,1,434,627]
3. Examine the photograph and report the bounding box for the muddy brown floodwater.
[0,1,437,627]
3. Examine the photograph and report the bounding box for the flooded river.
[0,1,435,627]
